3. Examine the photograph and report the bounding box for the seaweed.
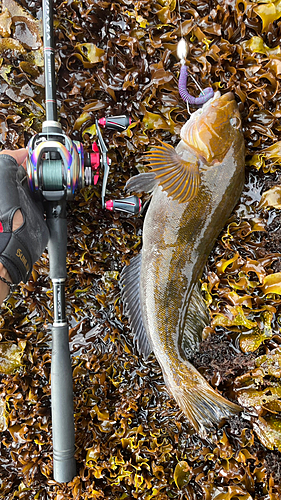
[1,0,281,497]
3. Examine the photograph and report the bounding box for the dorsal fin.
[144,141,200,203]
[181,283,209,358]
[120,252,152,358]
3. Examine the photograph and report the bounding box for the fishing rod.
[26,0,140,483]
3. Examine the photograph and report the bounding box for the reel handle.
[94,117,141,215]
[105,195,141,215]
[98,115,131,132]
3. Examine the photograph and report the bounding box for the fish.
[120,91,245,436]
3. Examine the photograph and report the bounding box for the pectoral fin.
[144,141,200,203]
[125,172,157,194]
[120,252,152,358]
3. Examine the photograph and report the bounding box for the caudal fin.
[163,360,241,437]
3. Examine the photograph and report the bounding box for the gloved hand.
[0,149,49,290]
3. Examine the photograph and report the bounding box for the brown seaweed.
[1,0,281,497]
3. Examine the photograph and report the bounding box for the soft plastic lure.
[178,65,214,105]
[177,38,214,106]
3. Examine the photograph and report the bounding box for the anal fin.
[120,252,152,358]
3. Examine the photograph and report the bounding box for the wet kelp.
[1,0,281,498]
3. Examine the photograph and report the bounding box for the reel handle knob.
[98,115,131,132]
[105,195,141,214]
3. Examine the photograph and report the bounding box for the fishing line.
[176,0,190,113]
[177,0,183,39]
[177,0,204,94]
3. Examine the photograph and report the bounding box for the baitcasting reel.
[26,114,141,214]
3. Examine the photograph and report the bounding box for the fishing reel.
[26,114,141,214]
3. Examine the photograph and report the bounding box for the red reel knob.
[105,195,141,214]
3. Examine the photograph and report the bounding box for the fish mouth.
[180,91,241,164]
[191,91,235,115]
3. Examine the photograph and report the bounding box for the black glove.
[0,154,49,284]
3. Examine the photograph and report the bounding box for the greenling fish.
[120,91,245,436]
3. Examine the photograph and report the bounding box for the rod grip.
[46,203,67,279]
[51,323,76,482]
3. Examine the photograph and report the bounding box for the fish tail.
[163,361,241,436]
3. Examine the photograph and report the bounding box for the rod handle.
[51,323,76,482]
[46,202,67,280]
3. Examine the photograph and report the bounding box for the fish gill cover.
[0,0,281,498]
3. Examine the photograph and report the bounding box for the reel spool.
[26,121,84,201]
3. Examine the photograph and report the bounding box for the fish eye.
[230,116,241,129]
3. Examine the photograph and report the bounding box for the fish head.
[180,91,242,164]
